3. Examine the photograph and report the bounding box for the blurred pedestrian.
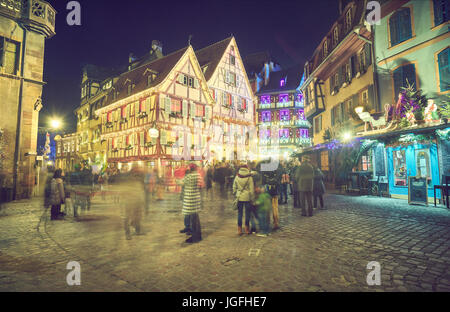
[254,186,271,237]
[181,164,202,243]
[233,164,255,235]
[49,169,65,220]
[62,171,74,217]
[291,159,300,208]
[295,156,314,216]
[279,161,289,205]
[122,171,145,240]
[313,167,326,210]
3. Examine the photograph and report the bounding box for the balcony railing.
[0,0,56,37]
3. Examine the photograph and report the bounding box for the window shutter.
[178,74,184,84]
[389,14,398,46]
[145,97,151,114]
[352,93,359,111]
[201,135,206,148]
[400,9,412,43]
[364,44,372,67]
[438,48,450,91]
[350,55,356,77]
[165,97,171,117]
[225,71,230,84]
[126,104,130,119]
[194,78,199,89]
[368,84,374,111]
[331,107,335,126]
[330,76,334,94]
[433,0,445,26]
[140,132,144,147]
[182,100,188,118]
[190,101,196,118]
[160,129,167,145]
[135,101,139,115]
[236,74,240,87]
[205,106,211,120]
[179,131,184,146]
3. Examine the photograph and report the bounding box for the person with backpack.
[279,161,290,205]
[49,169,65,220]
[263,162,281,230]
[233,164,255,235]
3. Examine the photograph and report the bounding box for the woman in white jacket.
[233,165,255,235]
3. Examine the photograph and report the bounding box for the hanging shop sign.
[408,176,428,206]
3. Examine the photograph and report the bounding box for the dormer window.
[127,84,132,95]
[323,39,328,58]
[147,73,156,86]
[280,79,286,87]
[333,27,339,46]
[345,8,352,32]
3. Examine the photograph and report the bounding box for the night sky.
[41,0,340,133]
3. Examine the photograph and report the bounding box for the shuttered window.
[389,8,412,47]
[393,63,416,98]
[433,0,449,26]
[438,47,450,92]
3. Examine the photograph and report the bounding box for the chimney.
[151,40,163,59]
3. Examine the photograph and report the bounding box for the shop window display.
[393,149,407,186]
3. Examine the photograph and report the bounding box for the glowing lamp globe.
[51,119,61,129]
[355,106,364,114]
[149,128,159,138]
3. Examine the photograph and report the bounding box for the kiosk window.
[415,149,430,179]
[393,149,407,186]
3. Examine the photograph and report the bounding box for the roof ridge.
[195,36,233,53]
[118,45,190,78]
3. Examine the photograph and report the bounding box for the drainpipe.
[12,22,27,200]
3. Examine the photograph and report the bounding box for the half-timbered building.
[196,37,256,162]
[95,45,214,173]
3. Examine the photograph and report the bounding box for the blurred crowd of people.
[43,156,326,243]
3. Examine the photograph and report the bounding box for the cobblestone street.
[1,190,450,292]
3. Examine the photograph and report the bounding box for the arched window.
[433,0,449,27]
[437,47,449,92]
[389,8,412,46]
[393,63,416,99]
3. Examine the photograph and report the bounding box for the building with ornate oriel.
[0,0,55,199]
[255,64,310,159]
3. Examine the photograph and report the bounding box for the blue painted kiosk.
[387,141,440,203]
[359,125,449,205]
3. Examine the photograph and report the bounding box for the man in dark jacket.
[294,156,314,216]
[262,160,281,229]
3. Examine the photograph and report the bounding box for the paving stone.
[0,193,449,291]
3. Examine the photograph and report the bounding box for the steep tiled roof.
[306,0,367,76]
[257,64,303,94]
[103,46,189,106]
[195,37,233,81]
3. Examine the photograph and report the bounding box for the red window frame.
[107,112,112,122]
[196,104,205,117]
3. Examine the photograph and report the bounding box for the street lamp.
[50,118,62,130]
[342,132,352,142]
